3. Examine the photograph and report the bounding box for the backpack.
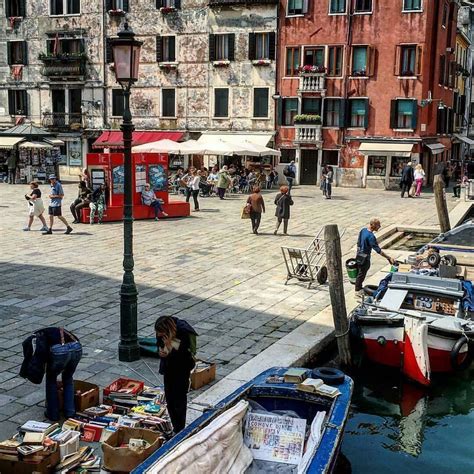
[283,166,290,177]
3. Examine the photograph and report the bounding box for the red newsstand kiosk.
[81,152,190,223]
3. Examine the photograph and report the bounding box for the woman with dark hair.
[24,181,48,231]
[274,185,294,235]
[155,316,197,434]
[247,185,265,234]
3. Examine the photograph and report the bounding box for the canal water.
[340,364,474,473]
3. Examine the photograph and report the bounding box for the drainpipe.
[341,0,354,184]
[102,0,108,129]
[274,1,280,175]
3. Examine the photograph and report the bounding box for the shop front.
[359,142,418,190]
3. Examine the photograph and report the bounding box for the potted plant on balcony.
[212,60,230,68]
[160,6,176,13]
[159,62,178,71]
[352,69,367,77]
[252,59,271,66]
[293,114,322,125]
[298,65,326,75]
[108,8,126,15]
[8,16,22,29]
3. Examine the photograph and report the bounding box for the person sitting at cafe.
[142,183,169,220]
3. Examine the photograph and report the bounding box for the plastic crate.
[103,378,144,397]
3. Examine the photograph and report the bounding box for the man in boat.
[155,316,198,434]
[355,218,395,297]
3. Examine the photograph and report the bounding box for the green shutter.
[363,99,369,129]
[390,99,397,129]
[22,41,28,65]
[339,99,346,128]
[277,97,283,126]
[268,32,276,60]
[228,34,235,61]
[156,36,162,62]
[209,34,215,61]
[8,91,14,115]
[411,100,418,129]
[123,0,129,11]
[248,33,256,60]
[7,43,12,65]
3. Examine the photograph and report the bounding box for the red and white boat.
[351,273,474,386]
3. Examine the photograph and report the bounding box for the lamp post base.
[118,341,141,362]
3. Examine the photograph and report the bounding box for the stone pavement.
[0,182,455,438]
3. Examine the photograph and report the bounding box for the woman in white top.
[414,164,425,197]
[186,170,201,211]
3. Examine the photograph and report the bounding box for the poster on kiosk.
[84,152,189,222]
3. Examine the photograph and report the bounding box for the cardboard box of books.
[58,380,100,411]
[0,442,60,474]
[191,361,216,390]
[102,427,164,472]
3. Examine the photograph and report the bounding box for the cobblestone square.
[0,182,453,438]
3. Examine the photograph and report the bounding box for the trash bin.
[346,259,358,284]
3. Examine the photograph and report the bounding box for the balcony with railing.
[298,73,326,94]
[293,115,322,145]
[39,53,87,79]
[42,112,83,132]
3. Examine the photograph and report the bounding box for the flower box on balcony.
[160,6,177,13]
[159,62,178,71]
[298,65,326,75]
[8,16,23,29]
[39,52,88,62]
[351,70,368,77]
[293,114,322,125]
[108,8,126,15]
[212,60,230,68]
[252,59,271,66]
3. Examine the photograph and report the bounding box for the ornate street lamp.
[111,22,143,362]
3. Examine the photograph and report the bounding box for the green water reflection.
[341,365,474,473]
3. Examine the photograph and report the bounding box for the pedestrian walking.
[400,161,414,198]
[142,183,168,220]
[43,175,73,235]
[273,185,293,235]
[70,181,92,223]
[354,218,394,297]
[247,185,265,234]
[20,327,82,421]
[155,316,198,434]
[23,182,48,231]
[414,164,425,197]
[283,160,297,192]
[217,165,230,200]
[186,169,200,211]
[322,165,333,199]
[7,152,17,184]
[89,184,107,224]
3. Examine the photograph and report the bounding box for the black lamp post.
[111,22,143,362]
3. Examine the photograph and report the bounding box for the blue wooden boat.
[132,367,353,474]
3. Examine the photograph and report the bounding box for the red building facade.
[276,0,458,188]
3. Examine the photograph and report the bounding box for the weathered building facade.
[276,0,460,188]
[0,0,277,177]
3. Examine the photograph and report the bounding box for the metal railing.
[42,112,83,131]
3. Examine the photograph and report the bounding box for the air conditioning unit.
[446,47,454,53]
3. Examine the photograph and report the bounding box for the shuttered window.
[253,88,269,118]
[8,90,28,115]
[390,99,417,130]
[249,32,276,61]
[157,36,176,62]
[214,88,229,118]
[349,98,369,128]
[7,41,28,65]
[209,34,235,61]
[5,0,26,17]
[112,89,125,116]
[286,47,300,76]
[324,98,344,127]
[162,89,176,117]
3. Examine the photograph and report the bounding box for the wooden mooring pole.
[324,224,352,366]
[433,174,451,233]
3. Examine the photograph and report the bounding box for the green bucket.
[346,258,359,284]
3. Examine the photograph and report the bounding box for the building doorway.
[300,149,318,184]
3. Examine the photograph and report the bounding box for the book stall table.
[0,378,172,473]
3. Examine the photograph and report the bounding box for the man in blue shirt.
[43,175,73,235]
[355,218,394,296]
[284,160,297,192]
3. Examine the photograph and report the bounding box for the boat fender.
[377,336,386,346]
[312,367,345,385]
[450,337,473,370]
[427,252,441,268]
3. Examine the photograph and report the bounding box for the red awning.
[92,131,184,149]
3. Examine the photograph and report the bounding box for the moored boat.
[132,367,353,474]
[351,272,474,385]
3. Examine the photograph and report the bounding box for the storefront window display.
[367,155,386,176]
[390,157,410,177]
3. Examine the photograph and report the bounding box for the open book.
[296,378,341,398]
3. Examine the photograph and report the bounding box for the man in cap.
[43,175,73,235]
